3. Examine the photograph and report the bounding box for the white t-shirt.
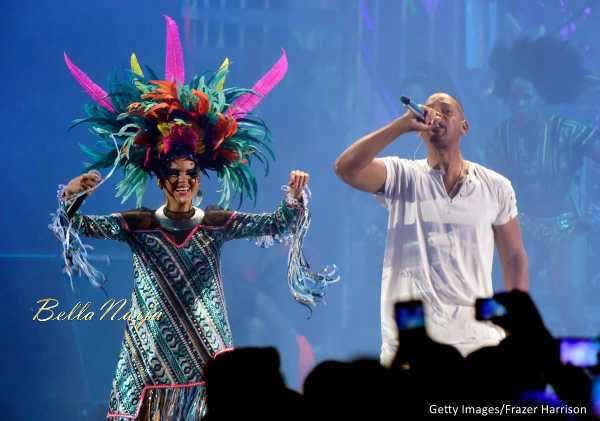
[375,157,518,365]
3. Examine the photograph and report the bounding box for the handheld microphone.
[66,193,88,218]
[400,96,426,122]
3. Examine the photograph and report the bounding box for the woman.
[60,162,308,420]
[51,16,335,420]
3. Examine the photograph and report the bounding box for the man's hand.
[63,170,102,200]
[288,170,310,199]
[398,105,440,134]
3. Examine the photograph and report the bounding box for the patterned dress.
[67,201,303,420]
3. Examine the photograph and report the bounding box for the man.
[334,92,528,365]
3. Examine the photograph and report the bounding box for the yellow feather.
[157,123,171,137]
[130,53,144,77]
[215,57,229,91]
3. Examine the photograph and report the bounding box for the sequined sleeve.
[219,190,339,308]
[60,196,129,242]
[223,198,303,241]
[49,191,129,287]
[68,211,129,242]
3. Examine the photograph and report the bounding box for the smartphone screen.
[475,297,507,321]
[559,338,600,367]
[394,300,425,331]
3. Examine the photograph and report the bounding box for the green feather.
[134,176,148,207]
[208,64,229,90]
[223,87,254,104]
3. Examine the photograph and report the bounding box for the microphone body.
[66,194,88,218]
[400,96,426,122]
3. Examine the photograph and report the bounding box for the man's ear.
[461,119,470,135]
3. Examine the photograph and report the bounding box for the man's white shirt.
[374,157,517,365]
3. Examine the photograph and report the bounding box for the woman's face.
[507,77,542,118]
[160,158,201,207]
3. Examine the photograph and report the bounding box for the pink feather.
[64,52,115,113]
[163,15,185,85]
[227,49,288,118]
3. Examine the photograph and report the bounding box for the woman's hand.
[63,170,102,200]
[288,170,310,199]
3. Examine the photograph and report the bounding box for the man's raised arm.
[333,111,431,193]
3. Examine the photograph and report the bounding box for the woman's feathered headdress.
[65,15,287,208]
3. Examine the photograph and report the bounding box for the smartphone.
[394,300,425,331]
[475,297,507,321]
[559,337,600,367]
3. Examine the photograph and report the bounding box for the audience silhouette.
[204,291,598,420]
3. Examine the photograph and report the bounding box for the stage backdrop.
[2,1,599,419]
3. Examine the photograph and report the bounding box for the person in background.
[486,36,600,336]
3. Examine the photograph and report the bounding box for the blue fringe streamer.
[254,186,340,313]
[48,185,108,291]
